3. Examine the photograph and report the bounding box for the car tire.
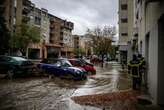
[7,69,14,80]
[82,75,87,80]
[61,73,74,79]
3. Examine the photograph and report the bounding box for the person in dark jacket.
[128,54,142,90]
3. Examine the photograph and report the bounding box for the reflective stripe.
[128,62,140,78]
[128,63,140,67]
[129,73,140,78]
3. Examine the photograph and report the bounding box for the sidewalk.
[72,89,160,110]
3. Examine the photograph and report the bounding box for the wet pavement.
[0,62,133,110]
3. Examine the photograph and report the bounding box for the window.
[13,18,16,25]
[121,4,127,10]
[121,18,128,23]
[35,17,41,25]
[121,33,128,36]
[14,0,17,7]
[136,11,139,20]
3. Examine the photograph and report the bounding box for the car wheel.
[82,74,87,80]
[61,73,74,79]
[7,69,14,80]
[42,69,49,75]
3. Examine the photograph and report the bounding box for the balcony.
[23,0,31,7]
[22,7,31,15]
[62,22,74,30]
[22,16,30,23]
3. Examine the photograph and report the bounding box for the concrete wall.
[135,1,164,105]
[147,24,158,104]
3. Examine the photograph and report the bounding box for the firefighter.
[138,54,146,85]
[128,54,142,90]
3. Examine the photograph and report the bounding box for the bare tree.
[86,26,116,66]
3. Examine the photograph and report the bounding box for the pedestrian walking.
[128,54,142,90]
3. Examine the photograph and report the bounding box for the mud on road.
[0,62,132,110]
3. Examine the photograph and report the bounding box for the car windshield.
[41,59,72,67]
[61,60,72,67]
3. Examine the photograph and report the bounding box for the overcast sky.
[31,0,118,35]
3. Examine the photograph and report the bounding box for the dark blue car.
[37,58,87,80]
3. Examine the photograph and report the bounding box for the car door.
[0,56,10,74]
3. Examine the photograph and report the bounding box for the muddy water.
[72,62,131,96]
[0,62,131,110]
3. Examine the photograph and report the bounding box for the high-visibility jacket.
[128,60,141,78]
[138,57,146,70]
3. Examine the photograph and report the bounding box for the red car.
[68,59,96,75]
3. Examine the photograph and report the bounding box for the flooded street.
[0,62,132,110]
[73,62,131,96]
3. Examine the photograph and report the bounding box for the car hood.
[67,67,85,72]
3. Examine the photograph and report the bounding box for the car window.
[54,61,61,67]
[61,60,72,67]
[0,56,11,62]
[74,60,82,66]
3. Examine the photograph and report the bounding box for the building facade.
[134,0,164,106]
[60,20,74,57]
[3,0,15,33]
[118,0,134,63]
[49,15,74,58]
[2,0,74,59]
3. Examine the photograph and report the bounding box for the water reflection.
[72,62,131,96]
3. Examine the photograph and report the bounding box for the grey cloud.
[31,0,118,35]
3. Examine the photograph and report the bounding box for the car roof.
[42,58,67,61]
[0,55,27,62]
[68,58,79,61]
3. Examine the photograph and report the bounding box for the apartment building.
[118,0,134,63]
[79,35,92,56]
[2,0,15,33]
[48,15,74,58]
[27,6,51,59]
[73,35,80,49]
[61,21,74,47]
[3,0,31,33]
[60,20,74,57]
[2,0,74,58]
[134,0,164,106]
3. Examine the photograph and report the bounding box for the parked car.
[78,58,94,66]
[68,59,96,75]
[37,58,87,80]
[0,55,36,79]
